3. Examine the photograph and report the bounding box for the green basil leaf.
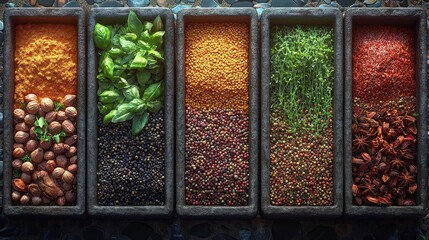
[112,112,134,123]
[137,70,151,87]
[123,85,140,100]
[143,21,153,32]
[97,102,114,115]
[151,31,164,47]
[34,127,44,136]
[129,98,145,113]
[148,49,164,61]
[137,40,151,50]
[119,36,137,53]
[127,11,143,36]
[112,77,130,89]
[59,131,67,137]
[124,33,138,42]
[101,54,114,79]
[147,100,162,113]
[99,90,120,103]
[152,15,164,32]
[141,30,151,42]
[142,82,162,102]
[129,51,148,70]
[103,109,117,125]
[132,112,149,135]
[94,23,111,50]
[116,103,137,115]
[109,48,124,58]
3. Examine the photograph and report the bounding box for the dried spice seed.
[185,22,249,111]
[97,111,165,206]
[352,25,417,206]
[185,109,249,206]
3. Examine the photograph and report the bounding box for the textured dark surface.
[260,8,343,218]
[175,7,259,218]
[2,7,86,216]
[344,8,428,217]
[87,7,174,217]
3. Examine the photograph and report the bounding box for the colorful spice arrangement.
[185,22,250,206]
[14,24,78,105]
[352,25,417,206]
[94,12,166,205]
[12,94,78,206]
[269,26,335,206]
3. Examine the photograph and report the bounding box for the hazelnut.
[13,147,25,158]
[42,196,51,204]
[29,127,36,138]
[37,108,46,117]
[67,164,78,174]
[11,191,21,202]
[45,111,57,123]
[30,148,44,163]
[24,114,36,125]
[62,120,76,135]
[21,173,32,184]
[28,183,41,197]
[44,151,55,160]
[12,159,23,170]
[65,107,78,119]
[64,135,77,146]
[56,155,68,168]
[69,156,77,164]
[13,143,24,149]
[14,131,29,143]
[56,196,66,206]
[45,160,56,173]
[20,195,30,205]
[25,139,38,152]
[13,109,25,120]
[24,94,38,103]
[26,101,40,115]
[52,167,65,179]
[40,98,54,113]
[32,196,42,205]
[62,170,75,184]
[63,95,77,107]
[37,161,47,171]
[12,178,27,193]
[66,146,77,158]
[57,111,67,121]
[21,161,34,173]
[49,121,62,134]
[65,191,76,204]
[39,140,52,150]
[63,182,73,191]
[53,143,66,154]
[15,122,29,132]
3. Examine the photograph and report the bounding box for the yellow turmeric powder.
[14,24,78,105]
[185,22,249,111]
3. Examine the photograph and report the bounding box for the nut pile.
[12,94,78,206]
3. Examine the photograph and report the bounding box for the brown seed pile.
[12,94,78,206]
[185,22,249,111]
[184,22,250,206]
[270,110,334,206]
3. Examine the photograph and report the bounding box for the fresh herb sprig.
[270,26,334,134]
[34,116,66,143]
[94,11,165,135]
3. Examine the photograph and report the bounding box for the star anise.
[353,134,369,150]
[398,170,415,188]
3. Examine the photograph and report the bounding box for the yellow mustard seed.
[185,22,249,111]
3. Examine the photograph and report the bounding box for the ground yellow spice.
[185,22,249,111]
[14,24,78,105]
